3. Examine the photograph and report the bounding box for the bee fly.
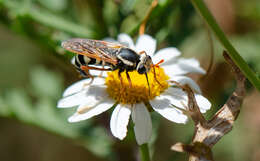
[61,38,161,90]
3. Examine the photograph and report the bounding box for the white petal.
[57,91,88,108]
[150,97,188,124]
[135,34,156,56]
[68,100,114,122]
[193,94,211,112]
[161,88,187,109]
[152,47,181,65]
[62,79,90,97]
[85,85,110,101]
[58,84,107,108]
[170,76,201,94]
[165,87,211,113]
[90,77,106,85]
[110,105,131,140]
[90,70,108,77]
[131,103,152,145]
[117,33,135,49]
[62,77,105,97]
[162,58,206,76]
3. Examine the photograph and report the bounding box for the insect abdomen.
[76,54,102,66]
[72,54,115,77]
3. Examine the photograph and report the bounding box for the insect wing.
[61,38,124,65]
[91,40,124,59]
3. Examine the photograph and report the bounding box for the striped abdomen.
[72,54,113,77]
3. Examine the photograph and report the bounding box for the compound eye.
[137,64,147,74]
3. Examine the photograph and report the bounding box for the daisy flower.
[57,34,211,145]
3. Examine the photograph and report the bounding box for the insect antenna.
[151,59,164,87]
[154,59,164,67]
[145,72,151,96]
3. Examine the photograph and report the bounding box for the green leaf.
[6,89,35,122]
[83,127,113,157]
[1,0,95,37]
[29,7,94,37]
[121,0,138,15]
[0,97,11,117]
[34,98,79,138]
[30,66,63,99]
[37,0,67,12]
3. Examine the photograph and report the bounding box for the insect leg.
[139,51,147,55]
[118,70,123,88]
[80,66,94,85]
[81,66,111,85]
[81,65,111,71]
[98,61,106,78]
[126,71,132,88]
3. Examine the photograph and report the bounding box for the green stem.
[191,0,260,91]
[139,144,151,161]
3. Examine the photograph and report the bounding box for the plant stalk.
[139,144,151,161]
[191,0,260,91]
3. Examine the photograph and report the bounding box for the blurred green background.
[0,0,260,161]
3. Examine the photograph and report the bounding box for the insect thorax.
[116,48,140,68]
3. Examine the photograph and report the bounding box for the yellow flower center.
[105,67,169,105]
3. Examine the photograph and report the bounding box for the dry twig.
[171,51,246,161]
[139,0,158,35]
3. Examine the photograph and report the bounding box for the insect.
[61,38,161,90]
